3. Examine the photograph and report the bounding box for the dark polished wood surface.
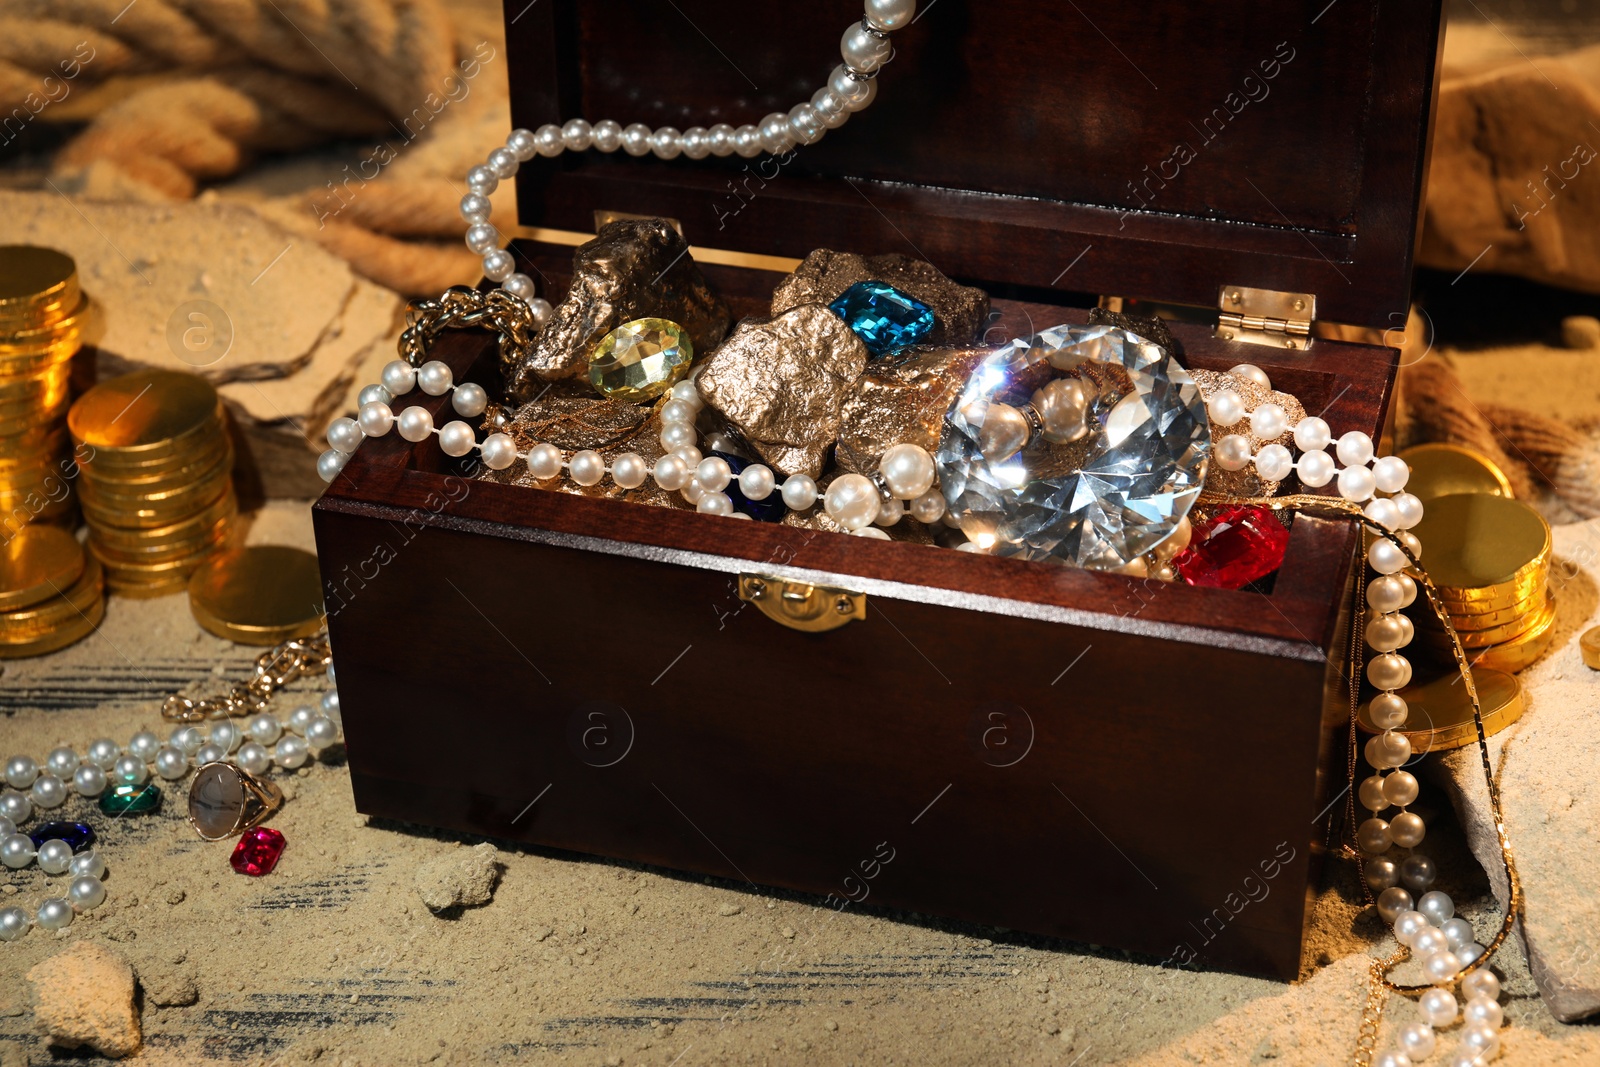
[505,0,1445,328]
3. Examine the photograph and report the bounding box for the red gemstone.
[1172,505,1291,589]
[230,827,286,876]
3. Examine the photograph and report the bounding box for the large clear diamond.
[935,323,1211,569]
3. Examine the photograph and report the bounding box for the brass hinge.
[1216,285,1316,351]
[738,574,865,632]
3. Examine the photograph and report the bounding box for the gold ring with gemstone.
[186,761,283,841]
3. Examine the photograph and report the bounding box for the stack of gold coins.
[1409,492,1555,673]
[0,246,90,533]
[0,524,104,657]
[68,370,237,597]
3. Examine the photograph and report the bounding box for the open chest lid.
[504,0,1446,332]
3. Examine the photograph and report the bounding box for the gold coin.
[90,516,233,565]
[1581,627,1600,670]
[81,475,235,530]
[78,439,231,495]
[1465,601,1560,673]
[1417,593,1554,649]
[88,492,237,550]
[69,370,220,454]
[0,596,103,658]
[1410,493,1550,592]
[1429,573,1549,613]
[0,247,79,330]
[0,555,104,640]
[0,524,85,611]
[187,545,325,646]
[1417,593,1544,631]
[1396,443,1515,504]
[1357,665,1523,752]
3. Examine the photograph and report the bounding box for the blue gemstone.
[828,280,935,358]
[28,821,96,852]
[713,451,787,522]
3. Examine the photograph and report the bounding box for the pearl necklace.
[0,666,342,944]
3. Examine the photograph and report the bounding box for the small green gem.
[98,783,162,815]
[588,318,693,402]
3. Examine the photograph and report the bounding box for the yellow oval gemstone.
[588,318,693,402]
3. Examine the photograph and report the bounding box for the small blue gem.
[713,451,787,522]
[828,280,935,358]
[28,821,96,853]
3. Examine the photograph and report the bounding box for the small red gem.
[1172,505,1291,589]
[230,827,286,876]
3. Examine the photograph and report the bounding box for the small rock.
[25,941,142,1058]
[781,926,796,939]
[716,904,743,917]
[165,888,186,906]
[414,842,501,913]
[825,1020,838,1032]
[1562,315,1600,350]
[140,963,199,1008]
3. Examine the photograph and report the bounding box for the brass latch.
[1216,285,1315,351]
[738,574,865,632]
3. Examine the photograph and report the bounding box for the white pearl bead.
[381,359,417,396]
[1336,430,1375,467]
[154,746,189,780]
[1366,858,1400,894]
[1413,926,1449,957]
[1229,363,1272,391]
[1441,918,1475,951]
[1359,773,1390,811]
[696,457,732,492]
[37,839,73,874]
[660,422,697,450]
[1296,449,1335,488]
[0,906,27,941]
[171,726,204,754]
[527,297,554,327]
[397,406,433,443]
[681,126,712,158]
[1392,492,1425,529]
[732,124,763,157]
[1372,455,1410,493]
[672,445,701,468]
[1338,464,1377,502]
[46,747,77,777]
[487,147,519,178]
[1367,652,1413,691]
[652,454,690,491]
[879,443,936,499]
[782,474,819,510]
[1423,950,1462,986]
[533,123,564,157]
[246,714,282,744]
[1383,770,1419,806]
[0,815,11,838]
[1419,987,1458,1027]
[30,774,66,808]
[506,128,537,161]
[758,112,794,154]
[194,742,226,766]
[86,738,119,769]
[1394,910,1431,946]
[1397,1021,1435,1061]
[1397,530,1423,561]
[128,730,161,762]
[621,122,652,156]
[1365,728,1412,769]
[660,398,697,426]
[865,0,916,31]
[480,432,518,471]
[275,735,310,769]
[811,86,851,129]
[1371,1050,1411,1067]
[592,119,623,152]
[417,360,453,396]
[650,126,683,159]
[320,690,340,717]
[439,421,477,458]
[527,443,563,480]
[4,755,38,789]
[1357,816,1392,853]
[1464,995,1503,1029]
[317,449,348,482]
[1,833,35,868]
[909,488,945,523]
[874,495,905,526]
[788,104,824,146]
[460,191,494,223]
[1376,886,1413,924]
[1254,443,1294,482]
[1401,854,1436,893]
[1365,497,1402,530]
[1417,889,1454,925]
[1215,434,1252,471]
[37,898,73,931]
[841,20,893,73]
[612,452,648,490]
[357,401,394,437]
[824,474,881,531]
[671,380,703,408]
[306,716,340,750]
[1367,575,1409,613]
[466,166,498,195]
[72,764,107,798]
[561,118,594,151]
[1249,402,1288,440]
[829,64,878,111]
[482,249,515,282]
[1369,537,1409,575]
[680,477,707,505]
[739,464,775,501]
[707,122,736,155]
[503,273,535,301]
[697,491,734,516]
[452,382,488,417]
[1207,389,1245,426]
[1293,416,1331,452]
[69,850,105,879]
[465,222,499,254]
[1461,969,1501,1002]
[570,450,606,486]
[0,792,29,823]
[68,875,106,911]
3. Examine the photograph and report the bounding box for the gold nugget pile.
[0,524,104,658]
[69,370,237,597]
[0,246,89,533]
